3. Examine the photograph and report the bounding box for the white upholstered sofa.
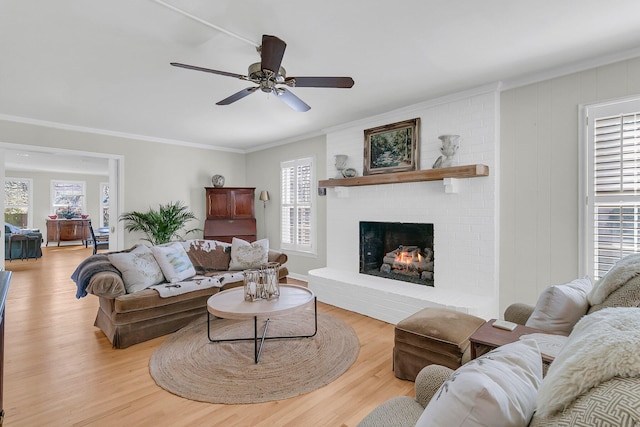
[359,254,640,426]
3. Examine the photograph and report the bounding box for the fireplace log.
[391,259,431,271]
[421,271,434,280]
[383,255,397,264]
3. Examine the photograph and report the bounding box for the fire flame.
[395,251,423,265]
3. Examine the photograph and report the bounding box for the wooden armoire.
[203,187,256,243]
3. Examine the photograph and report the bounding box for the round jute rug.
[149,311,360,404]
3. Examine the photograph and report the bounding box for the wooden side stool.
[393,307,485,381]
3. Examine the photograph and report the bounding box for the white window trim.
[579,95,640,279]
[280,156,317,256]
[4,177,33,229]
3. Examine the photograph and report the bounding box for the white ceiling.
[2,0,640,157]
[4,149,108,176]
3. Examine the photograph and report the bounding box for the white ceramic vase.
[432,135,460,168]
[335,154,348,178]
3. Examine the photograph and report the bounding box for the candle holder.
[243,269,263,302]
[261,262,280,300]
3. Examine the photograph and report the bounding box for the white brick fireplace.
[309,86,500,324]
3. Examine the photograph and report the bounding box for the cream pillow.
[229,237,269,270]
[525,277,593,335]
[108,244,165,293]
[151,242,196,283]
[417,339,543,427]
[588,253,640,305]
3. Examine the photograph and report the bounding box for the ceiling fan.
[171,34,354,112]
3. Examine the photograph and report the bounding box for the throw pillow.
[108,244,165,293]
[151,242,196,283]
[228,237,269,270]
[85,271,126,298]
[588,253,640,305]
[535,307,640,418]
[181,239,231,272]
[525,277,593,335]
[416,339,543,427]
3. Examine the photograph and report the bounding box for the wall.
[5,54,640,315]
[310,87,500,322]
[245,135,327,278]
[500,57,640,313]
[5,169,108,236]
[0,119,246,248]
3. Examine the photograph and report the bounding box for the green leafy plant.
[119,201,199,245]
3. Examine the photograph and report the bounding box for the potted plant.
[119,201,199,245]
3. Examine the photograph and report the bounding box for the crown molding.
[0,114,246,154]
[501,46,640,91]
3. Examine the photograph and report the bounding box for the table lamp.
[259,190,270,207]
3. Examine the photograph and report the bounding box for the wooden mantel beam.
[318,164,489,188]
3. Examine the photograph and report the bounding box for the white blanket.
[150,272,245,298]
[535,307,640,417]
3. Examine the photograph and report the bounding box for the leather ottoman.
[393,307,485,381]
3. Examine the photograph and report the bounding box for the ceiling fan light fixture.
[171,34,354,111]
[261,82,275,93]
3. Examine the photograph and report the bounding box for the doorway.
[0,143,124,268]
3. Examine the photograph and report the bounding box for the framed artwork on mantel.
[363,118,420,175]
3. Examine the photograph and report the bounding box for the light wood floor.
[3,246,413,427]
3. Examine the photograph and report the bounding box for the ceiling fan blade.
[285,76,355,88]
[216,87,259,105]
[276,88,310,112]
[171,62,247,80]
[260,35,287,75]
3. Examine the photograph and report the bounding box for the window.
[51,180,86,217]
[4,178,33,228]
[280,157,316,254]
[582,98,640,280]
[100,182,110,227]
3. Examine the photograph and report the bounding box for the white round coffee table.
[206,284,317,363]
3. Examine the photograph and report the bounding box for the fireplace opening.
[359,221,434,286]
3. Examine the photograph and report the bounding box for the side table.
[469,319,557,363]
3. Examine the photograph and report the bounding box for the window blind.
[280,158,314,253]
[592,112,640,278]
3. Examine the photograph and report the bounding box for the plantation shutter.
[281,164,295,246]
[592,110,640,279]
[280,157,314,253]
